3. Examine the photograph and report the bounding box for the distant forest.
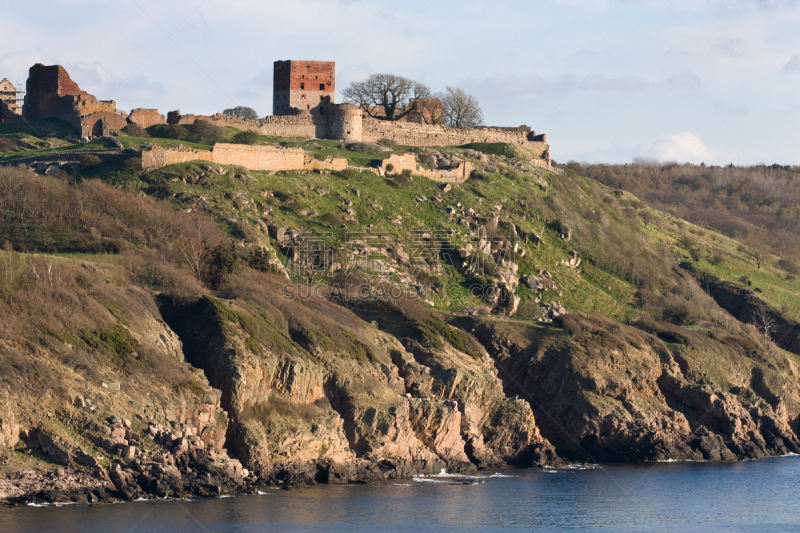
[566,160,800,262]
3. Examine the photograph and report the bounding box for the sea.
[2,456,799,532]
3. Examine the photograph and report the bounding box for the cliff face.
[159,275,558,485]
[466,313,800,462]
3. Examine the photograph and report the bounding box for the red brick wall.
[274,60,335,115]
[23,64,90,120]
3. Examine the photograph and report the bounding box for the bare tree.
[441,86,484,129]
[746,247,767,269]
[342,74,432,121]
[223,106,259,121]
[752,307,776,341]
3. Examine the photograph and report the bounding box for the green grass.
[0,137,118,161]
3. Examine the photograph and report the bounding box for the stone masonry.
[140,143,347,172]
[129,108,166,129]
[273,60,335,116]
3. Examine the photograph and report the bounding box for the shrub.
[120,158,141,172]
[79,155,102,169]
[341,169,357,180]
[378,137,395,146]
[164,124,188,140]
[385,163,395,173]
[232,130,259,145]
[123,123,149,137]
[776,258,800,275]
[209,241,241,288]
[321,212,345,227]
[690,248,703,262]
[394,170,413,187]
[0,137,17,152]
[190,120,225,145]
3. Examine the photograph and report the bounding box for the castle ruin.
[273,60,335,116]
[9,60,555,167]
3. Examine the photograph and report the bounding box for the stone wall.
[197,113,324,139]
[140,143,347,172]
[361,118,549,159]
[129,108,166,128]
[211,143,305,170]
[74,112,128,138]
[376,153,475,183]
[61,94,119,117]
[167,110,199,125]
[0,100,22,123]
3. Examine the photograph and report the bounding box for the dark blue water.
[3,457,799,532]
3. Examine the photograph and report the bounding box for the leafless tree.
[441,86,484,129]
[343,74,432,121]
[223,106,259,121]
[752,307,777,341]
[746,247,767,269]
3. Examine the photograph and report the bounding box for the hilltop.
[1,116,799,505]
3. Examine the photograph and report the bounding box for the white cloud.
[662,72,702,89]
[783,53,800,72]
[715,38,748,58]
[654,132,713,163]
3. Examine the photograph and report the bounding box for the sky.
[2,0,799,165]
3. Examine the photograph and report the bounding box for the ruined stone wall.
[201,113,324,139]
[129,108,166,128]
[141,145,212,169]
[273,60,335,116]
[362,118,549,158]
[23,64,88,120]
[140,143,347,172]
[77,112,129,137]
[61,94,119,116]
[375,153,474,183]
[0,101,22,123]
[211,143,305,170]
[167,110,199,125]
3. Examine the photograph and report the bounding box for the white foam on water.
[392,483,413,487]
[488,473,517,478]
[26,503,45,507]
[219,495,234,498]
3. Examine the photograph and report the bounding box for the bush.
[123,123,149,137]
[394,170,413,187]
[378,137,395,146]
[79,155,102,169]
[209,241,241,288]
[776,258,800,275]
[120,158,141,172]
[385,163,395,173]
[232,130,259,145]
[164,124,188,140]
[341,169,357,180]
[0,137,17,152]
[190,120,225,145]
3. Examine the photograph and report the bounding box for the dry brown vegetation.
[569,161,800,261]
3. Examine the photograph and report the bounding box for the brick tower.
[273,60,334,116]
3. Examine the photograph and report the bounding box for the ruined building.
[20,64,166,137]
[273,60,335,116]
[0,78,24,123]
[12,61,554,166]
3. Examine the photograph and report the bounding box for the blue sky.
[3,0,799,164]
